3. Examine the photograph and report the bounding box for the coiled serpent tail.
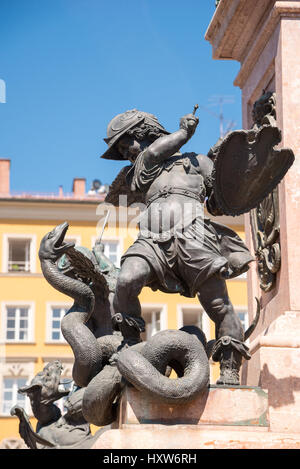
[117,329,209,404]
[81,340,142,427]
[82,364,124,427]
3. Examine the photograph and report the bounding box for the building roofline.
[0,196,104,205]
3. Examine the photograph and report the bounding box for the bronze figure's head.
[101,109,169,162]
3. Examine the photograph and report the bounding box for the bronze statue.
[12,101,294,448]
[101,107,294,385]
[12,103,294,448]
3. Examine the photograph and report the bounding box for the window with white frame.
[102,240,120,267]
[7,238,31,272]
[47,305,70,342]
[4,305,33,342]
[177,305,212,343]
[2,235,36,273]
[141,306,166,342]
[1,377,30,415]
[237,310,249,332]
[178,307,203,330]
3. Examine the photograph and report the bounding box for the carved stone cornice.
[234,2,300,88]
[205,1,300,88]
[205,0,274,61]
[2,356,38,363]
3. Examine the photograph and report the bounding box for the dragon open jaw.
[51,222,74,255]
[53,221,69,245]
[39,222,75,261]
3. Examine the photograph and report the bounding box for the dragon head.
[39,222,74,262]
[18,361,70,406]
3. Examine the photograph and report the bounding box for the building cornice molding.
[0,200,101,222]
[0,356,38,363]
[0,199,245,226]
[0,273,43,278]
[41,355,74,363]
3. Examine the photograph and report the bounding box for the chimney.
[72,178,86,198]
[0,159,10,195]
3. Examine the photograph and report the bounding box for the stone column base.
[91,385,297,449]
[92,425,300,449]
[242,311,300,433]
[117,385,269,428]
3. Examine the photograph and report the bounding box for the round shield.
[212,125,294,216]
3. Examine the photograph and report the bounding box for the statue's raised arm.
[142,112,199,169]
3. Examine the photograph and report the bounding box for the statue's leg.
[197,275,250,385]
[112,256,154,344]
[197,275,243,340]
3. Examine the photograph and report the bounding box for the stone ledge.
[92,425,300,449]
[249,311,300,354]
[121,423,268,433]
[117,385,269,428]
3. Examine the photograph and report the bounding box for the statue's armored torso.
[146,152,206,197]
[129,151,207,240]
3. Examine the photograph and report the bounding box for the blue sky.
[0,0,242,194]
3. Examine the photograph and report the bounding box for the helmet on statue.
[100,109,169,160]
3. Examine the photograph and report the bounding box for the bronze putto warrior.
[101,107,293,385]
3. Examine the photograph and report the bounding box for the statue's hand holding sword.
[179,104,199,138]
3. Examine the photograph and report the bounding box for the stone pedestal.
[92,386,300,449]
[118,385,269,428]
[206,0,300,433]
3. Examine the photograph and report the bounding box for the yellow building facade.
[0,162,248,446]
